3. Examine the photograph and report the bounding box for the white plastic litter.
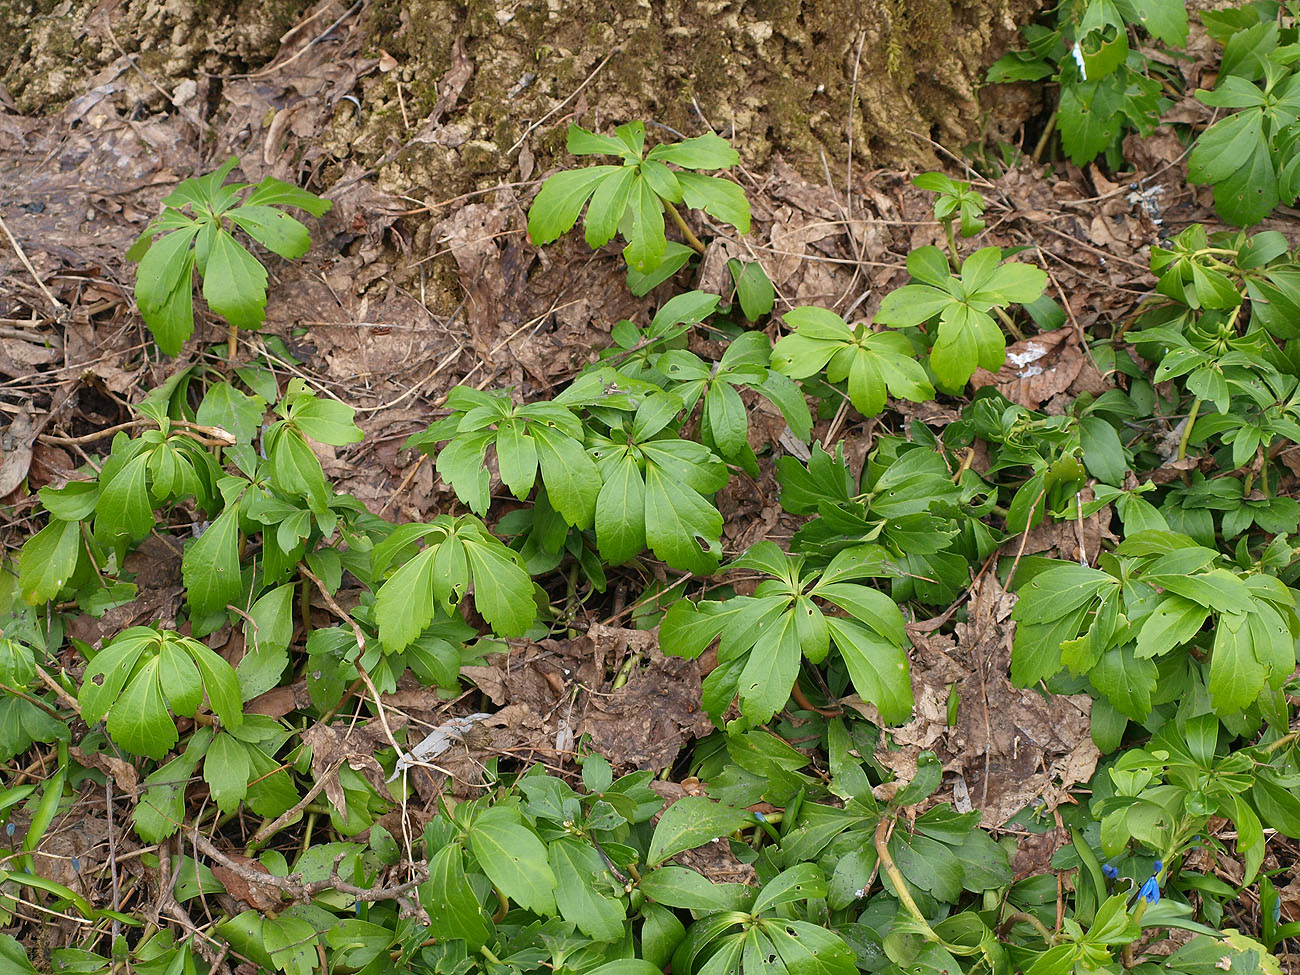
[388,712,492,782]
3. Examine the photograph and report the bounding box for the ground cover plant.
[5,2,1300,973]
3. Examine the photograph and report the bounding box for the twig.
[33,663,81,714]
[297,564,406,759]
[246,773,334,851]
[243,0,362,79]
[508,48,620,154]
[191,830,428,904]
[38,417,236,447]
[0,210,64,314]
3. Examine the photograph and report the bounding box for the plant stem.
[1176,398,1201,462]
[945,220,961,272]
[228,322,238,364]
[666,202,707,254]
[1032,109,1058,164]
[873,816,940,942]
[994,305,1025,342]
[998,911,1055,944]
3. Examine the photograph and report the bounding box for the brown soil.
[3,0,1042,198]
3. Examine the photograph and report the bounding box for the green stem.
[994,305,1025,342]
[1176,398,1201,462]
[1032,108,1058,164]
[666,202,707,254]
[874,816,940,942]
[945,220,961,272]
[480,945,503,966]
[300,574,313,637]
[999,911,1055,944]
[1122,899,1152,968]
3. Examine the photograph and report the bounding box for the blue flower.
[1152,860,1163,875]
[1102,864,1119,880]
[1138,876,1161,905]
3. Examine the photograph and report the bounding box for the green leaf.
[1089,644,1158,720]
[244,177,333,217]
[94,453,153,554]
[435,431,492,514]
[421,845,492,951]
[532,421,600,529]
[19,518,80,604]
[876,284,953,328]
[133,731,209,843]
[644,462,723,575]
[704,382,748,458]
[752,864,826,914]
[550,837,626,941]
[135,225,201,355]
[1134,595,1210,659]
[568,123,639,160]
[461,532,535,637]
[828,616,913,725]
[204,732,250,814]
[1059,77,1127,165]
[728,260,775,320]
[238,584,294,700]
[627,241,695,296]
[263,915,318,975]
[1209,613,1265,713]
[1125,0,1187,44]
[639,866,753,912]
[375,546,437,653]
[647,132,739,169]
[196,382,266,443]
[108,657,179,759]
[647,796,752,866]
[595,450,647,565]
[468,806,557,914]
[528,166,623,245]
[1080,415,1127,485]
[676,171,751,233]
[494,418,538,499]
[585,165,638,248]
[623,175,667,273]
[182,503,243,624]
[202,230,268,330]
[289,392,363,446]
[0,935,39,974]
[756,372,813,441]
[737,609,801,724]
[226,206,312,260]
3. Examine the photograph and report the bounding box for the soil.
[3,0,1043,197]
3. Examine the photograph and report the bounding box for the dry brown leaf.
[301,723,392,817]
[970,329,1083,410]
[210,856,282,913]
[580,641,713,772]
[0,405,35,498]
[871,574,1098,826]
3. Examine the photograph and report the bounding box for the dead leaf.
[580,639,713,772]
[301,723,393,817]
[0,405,35,498]
[873,574,1099,826]
[70,746,139,796]
[970,330,1083,410]
[210,855,282,913]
